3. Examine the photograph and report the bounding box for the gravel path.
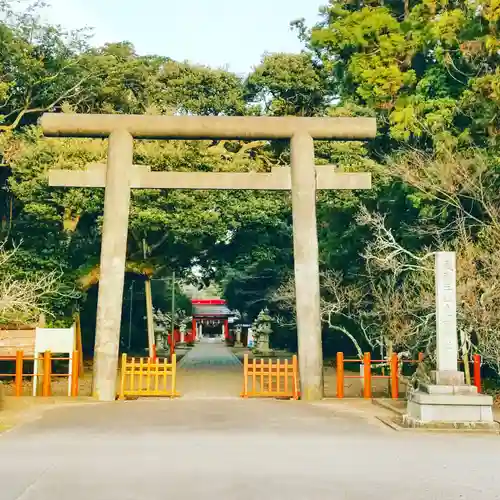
[177,339,242,398]
[178,339,241,369]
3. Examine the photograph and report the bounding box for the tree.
[294,0,500,153]
[0,0,98,131]
[245,52,331,116]
[0,239,78,325]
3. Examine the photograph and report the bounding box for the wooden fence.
[118,354,180,399]
[336,352,482,399]
[241,354,299,400]
[0,350,80,397]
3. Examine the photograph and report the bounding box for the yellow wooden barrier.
[241,354,299,400]
[118,353,180,399]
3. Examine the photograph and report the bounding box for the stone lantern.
[252,308,274,356]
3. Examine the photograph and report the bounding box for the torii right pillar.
[290,131,323,401]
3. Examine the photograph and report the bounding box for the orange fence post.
[42,351,52,397]
[363,352,372,399]
[336,352,344,399]
[242,354,249,398]
[390,353,399,399]
[171,354,177,396]
[292,355,299,400]
[473,354,481,393]
[15,350,23,397]
[71,350,79,397]
[418,352,424,363]
[151,344,157,363]
[119,353,127,400]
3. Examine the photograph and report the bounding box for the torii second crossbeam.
[48,165,371,191]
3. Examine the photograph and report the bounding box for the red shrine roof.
[191,299,231,318]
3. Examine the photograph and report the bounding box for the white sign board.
[35,327,75,354]
[435,252,458,372]
[33,326,76,396]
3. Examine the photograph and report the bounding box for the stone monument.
[405,252,496,428]
[252,309,274,356]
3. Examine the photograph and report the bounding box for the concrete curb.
[372,398,405,415]
[372,399,500,434]
[377,415,500,435]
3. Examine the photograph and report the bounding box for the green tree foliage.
[0,0,283,338]
[293,0,500,152]
[1,0,499,372]
[245,52,332,116]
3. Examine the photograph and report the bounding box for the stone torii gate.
[40,113,376,402]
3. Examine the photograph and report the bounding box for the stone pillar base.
[234,342,243,347]
[430,369,464,386]
[405,382,497,428]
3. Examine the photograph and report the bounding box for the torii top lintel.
[40,113,376,141]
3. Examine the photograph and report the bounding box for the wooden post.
[71,351,79,397]
[170,271,176,356]
[42,351,52,397]
[118,353,127,400]
[15,350,23,397]
[336,352,344,399]
[390,353,399,399]
[171,354,177,397]
[276,359,281,394]
[473,354,481,393]
[242,354,249,398]
[418,352,424,363]
[292,355,299,400]
[363,352,372,399]
[144,277,155,358]
[74,312,84,377]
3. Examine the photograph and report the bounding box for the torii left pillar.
[93,130,133,401]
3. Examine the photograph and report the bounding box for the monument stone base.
[405,371,497,429]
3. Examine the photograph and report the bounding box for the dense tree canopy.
[0,0,499,375]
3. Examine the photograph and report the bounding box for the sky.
[42,0,323,76]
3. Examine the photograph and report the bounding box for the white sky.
[42,0,323,76]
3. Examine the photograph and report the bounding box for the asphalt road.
[1,397,500,500]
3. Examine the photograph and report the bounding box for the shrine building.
[191,299,233,341]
